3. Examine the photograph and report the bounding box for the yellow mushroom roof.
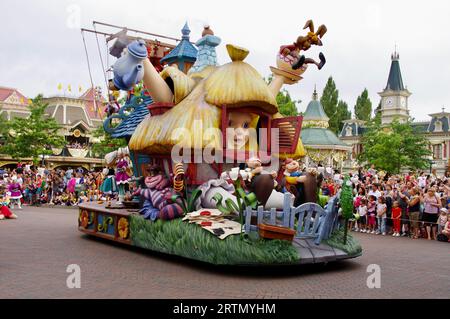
[204,45,278,114]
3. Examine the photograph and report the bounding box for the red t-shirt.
[392,207,402,219]
[328,184,335,196]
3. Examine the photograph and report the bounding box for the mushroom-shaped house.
[129,43,306,183]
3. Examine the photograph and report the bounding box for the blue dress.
[100,176,118,195]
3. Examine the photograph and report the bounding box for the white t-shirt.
[418,176,427,188]
[368,190,382,199]
[350,176,359,185]
[377,203,387,218]
[358,205,368,217]
[333,174,342,185]
[38,167,45,176]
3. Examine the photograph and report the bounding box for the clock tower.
[378,52,411,125]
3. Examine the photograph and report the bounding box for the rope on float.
[93,22,111,104]
[81,29,96,111]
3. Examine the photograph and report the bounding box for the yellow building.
[0,86,105,170]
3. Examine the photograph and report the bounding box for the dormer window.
[434,120,443,132]
[345,125,353,137]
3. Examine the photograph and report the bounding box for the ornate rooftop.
[160,23,198,65]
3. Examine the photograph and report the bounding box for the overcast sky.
[1,0,449,121]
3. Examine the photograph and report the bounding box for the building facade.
[0,86,106,170]
[301,89,351,169]
[340,52,450,175]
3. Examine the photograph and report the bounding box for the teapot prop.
[113,39,148,91]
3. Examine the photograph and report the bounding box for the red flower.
[200,211,212,216]
[79,211,89,228]
[200,221,212,227]
[118,217,129,239]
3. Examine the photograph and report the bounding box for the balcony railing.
[67,148,89,158]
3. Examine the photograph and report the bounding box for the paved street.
[1,206,449,299]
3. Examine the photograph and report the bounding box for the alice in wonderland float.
[78,21,362,266]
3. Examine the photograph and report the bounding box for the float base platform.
[78,203,362,266]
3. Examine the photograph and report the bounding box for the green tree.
[320,77,339,119]
[0,95,65,165]
[276,89,300,116]
[335,100,351,133]
[0,105,5,144]
[320,77,350,134]
[265,76,300,117]
[91,126,127,158]
[373,101,382,125]
[358,119,431,174]
[354,89,372,121]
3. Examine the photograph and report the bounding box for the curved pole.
[268,74,285,98]
[142,59,174,103]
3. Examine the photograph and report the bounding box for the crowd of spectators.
[326,165,450,242]
[1,161,449,242]
[0,163,133,208]
[66,142,88,149]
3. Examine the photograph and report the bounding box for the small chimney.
[202,25,214,37]
[188,25,221,75]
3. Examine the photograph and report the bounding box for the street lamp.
[426,155,434,174]
[39,154,50,168]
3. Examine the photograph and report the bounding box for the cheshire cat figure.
[136,165,183,221]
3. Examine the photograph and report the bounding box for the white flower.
[239,170,249,181]
[229,168,240,181]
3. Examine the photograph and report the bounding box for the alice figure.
[100,167,118,202]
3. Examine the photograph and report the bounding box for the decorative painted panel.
[78,209,95,231]
[97,214,115,236]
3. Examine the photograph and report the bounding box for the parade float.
[78,21,362,266]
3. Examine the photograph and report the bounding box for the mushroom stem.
[142,59,174,103]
